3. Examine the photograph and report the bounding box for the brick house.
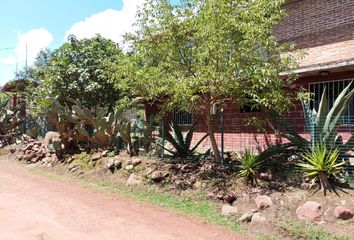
[148,0,354,153]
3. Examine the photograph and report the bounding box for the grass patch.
[271,220,350,240]
[29,166,241,233]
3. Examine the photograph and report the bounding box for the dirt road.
[0,161,242,240]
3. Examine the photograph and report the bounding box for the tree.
[35,35,123,112]
[115,0,300,161]
[15,49,51,82]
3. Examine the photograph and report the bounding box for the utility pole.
[25,43,28,69]
[16,59,18,78]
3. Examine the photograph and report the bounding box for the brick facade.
[273,0,354,49]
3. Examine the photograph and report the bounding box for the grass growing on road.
[97,179,241,232]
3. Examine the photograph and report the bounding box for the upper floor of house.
[273,0,354,74]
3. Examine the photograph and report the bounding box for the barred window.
[309,79,354,124]
[173,110,193,125]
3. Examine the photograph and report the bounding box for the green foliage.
[273,220,350,240]
[297,144,345,193]
[115,112,137,156]
[0,96,18,137]
[34,35,123,111]
[40,98,142,155]
[237,150,263,185]
[135,114,160,153]
[39,98,79,150]
[73,152,98,170]
[267,81,354,161]
[162,119,208,158]
[107,151,116,157]
[114,0,300,160]
[72,101,118,148]
[301,82,354,154]
[15,49,51,82]
[39,98,113,149]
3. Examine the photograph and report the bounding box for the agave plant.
[302,81,354,152]
[263,81,354,161]
[161,119,208,158]
[238,150,263,186]
[297,144,345,194]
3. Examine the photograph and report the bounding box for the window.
[240,104,261,113]
[173,110,193,125]
[240,96,261,113]
[309,79,354,124]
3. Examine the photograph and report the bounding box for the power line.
[0,47,15,51]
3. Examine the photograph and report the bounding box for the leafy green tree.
[15,49,51,82]
[36,35,123,112]
[114,0,300,161]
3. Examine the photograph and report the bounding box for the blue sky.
[0,0,143,85]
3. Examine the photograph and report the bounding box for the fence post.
[310,116,316,150]
[160,117,165,160]
[221,107,224,166]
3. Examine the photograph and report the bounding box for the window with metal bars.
[309,79,354,124]
[172,110,193,125]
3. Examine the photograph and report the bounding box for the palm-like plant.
[262,81,354,167]
[238,150,263,186]
[298,144,345,194]
[162,119,208,158]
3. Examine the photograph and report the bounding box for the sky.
[0,0,145,86]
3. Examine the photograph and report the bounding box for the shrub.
[297,144,345,194]
[73,152,99,170]
[238,150,263,186]
[161,119,208,158]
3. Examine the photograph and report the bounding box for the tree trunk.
[207,113,221,162]
[318,171,332,195]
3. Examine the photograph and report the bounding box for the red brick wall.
[189,71,354,152]
[273,0,354,48]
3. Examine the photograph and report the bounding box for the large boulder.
[334,206,353,220]
[239,210,257,223]
[105,157,122,173]
[221,205,238,216]
[131,157,142,166]
[255,195,273,209]
[251,213,267,223]
[91,152,102,161]
[151,171,169,182]
[296,201,322,222]
[126,173,143,186]
[23,143,34,151]
[43,131,60,151]
[223,193,237,205]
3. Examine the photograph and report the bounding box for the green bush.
[238,150,263,186]
[161,119,208,158]
[297,144,345,194]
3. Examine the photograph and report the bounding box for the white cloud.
[1,28,53,70]
[1,56,17,65]
[65,0,145,44]
[15,28,53,66]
